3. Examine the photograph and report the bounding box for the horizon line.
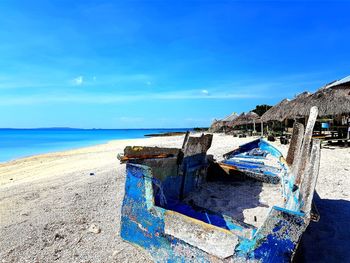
[0,127,201,130]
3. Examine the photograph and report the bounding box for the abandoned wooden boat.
[119,107,320,262]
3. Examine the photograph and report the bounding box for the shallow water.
[0,128,190,162]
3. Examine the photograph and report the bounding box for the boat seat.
[164,210,239,259]
[220,160,282,184]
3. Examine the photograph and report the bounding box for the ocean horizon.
[0,128,191,163]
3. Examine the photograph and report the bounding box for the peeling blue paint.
[222,139,285,184]
[120,138,314,262]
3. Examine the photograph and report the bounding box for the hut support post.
[261,122,263,137]
[253,120,256,133]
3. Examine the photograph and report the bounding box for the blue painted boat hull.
[221,139,286,184]
[119,137,316,262]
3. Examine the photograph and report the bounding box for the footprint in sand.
[23,192,40,201]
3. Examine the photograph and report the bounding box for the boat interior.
[126,138,289,240]
[120,107,322,261]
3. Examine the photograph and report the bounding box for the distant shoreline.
[144,131,188,137]
[0,128,193,163]
[0,130,204,165]
[144,127,208,137]
[0,127,193,130]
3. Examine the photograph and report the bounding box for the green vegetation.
[252,104,272,116]
[193,127,209,132]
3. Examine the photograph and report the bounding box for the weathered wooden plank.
[300,139,321,215]
[123,146,180,157]
[118,153,175,162]
[237,206,307,262]
[179,134,213,199]
[164,210,238,259]
[219,162,280,184]
[295,106,318,185]
[181,131,190,150]
[182,134,213,157]
[286,121,304,167]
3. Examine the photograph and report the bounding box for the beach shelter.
[231,112,246,127]
[221,112,239,124]
[232,112,260,132]
[208,119,222,132]
[221,112,239,132]
[209,112,238,132]
[288,76,350,118]
[260,98,292,137]
[242,111,260,132]
[239,111,260,125]
[282,92,312,120]
[261,99,291,122]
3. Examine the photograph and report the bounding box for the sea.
[0,128,191,163]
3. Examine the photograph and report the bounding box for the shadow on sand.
[183,180,266,223]
[295,193,350,263]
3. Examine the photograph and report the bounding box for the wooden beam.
[286,121,304,167]
[118,153,175,162]
[300,139,321,216]
[295,106,318,185]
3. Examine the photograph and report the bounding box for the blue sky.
[1,1,349,128]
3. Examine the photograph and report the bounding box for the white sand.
[0,133,349,262]
[184,181,284,228]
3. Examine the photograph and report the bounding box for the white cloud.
[0,90,268,105]
[9,75,324,105]
[146,81,152,86]
[201,89,209,95]
[73,76,84,86]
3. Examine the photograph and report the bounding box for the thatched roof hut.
[261,99,290,122]
[232,111,260,126]
[241,111,260,125]
[288,76,350,118]
[208,112,239,132]
[221,112,239,123]
[230,113,245,127]
[208,119,222,132]
[281,92,312,120]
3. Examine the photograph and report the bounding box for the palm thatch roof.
[290,87,350,117]
[232,111,260,126]
[261,98,290,122]
[208,119,223,132]
[287,76,350,118]
[221,112,239,122]
[280,91,312,120]
[208,113,238,132]
[209,112,238,132]
[230,112,245,126]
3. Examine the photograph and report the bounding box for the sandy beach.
[0,134,349,263]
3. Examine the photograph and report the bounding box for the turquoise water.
[0,128,190,163]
